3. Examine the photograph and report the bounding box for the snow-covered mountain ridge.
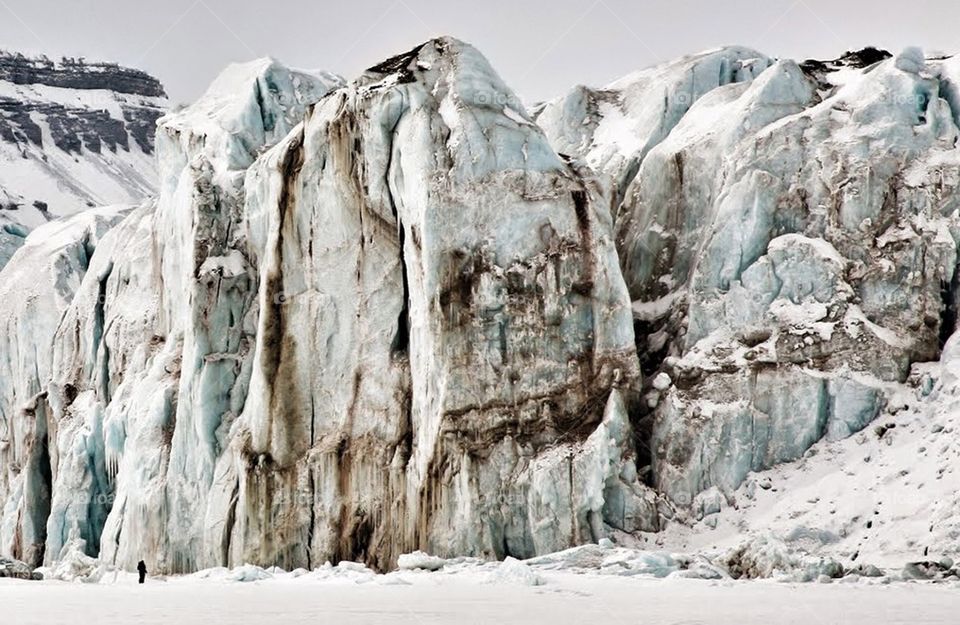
[0,51,167,269]
[1,39,958,577]
[0,53,166,97]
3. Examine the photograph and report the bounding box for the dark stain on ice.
[221,479,239,566]
[838,47,893,68]
[570,189,595,297]
[571,189,590,232]
[800,47,892,81]
[438,248,482,323]
[382,111,411,357]
[259,132,305,462]
[939,272,960,351]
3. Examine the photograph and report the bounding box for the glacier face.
[2,39,960,573]
[50,59,346,573]
[0,205,131,566]
[0,40,655,572]
[536,47,774,200]
[543,47,960,509]
[227,39,647,570]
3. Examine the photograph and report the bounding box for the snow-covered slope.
[0,52,167,269]
[651,348,960,572]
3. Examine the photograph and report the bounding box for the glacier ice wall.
[4,40,960,571]
[217,38,649,571]
[0,205,130,565]
[0,40,656,573]
[536,47,773,199]
[542,47,960,510]
[6,59,346,572]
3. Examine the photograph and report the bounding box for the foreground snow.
[2,568,958,625]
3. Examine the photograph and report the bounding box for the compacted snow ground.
[2,573,958,625]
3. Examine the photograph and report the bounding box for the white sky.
[2,0,959,104]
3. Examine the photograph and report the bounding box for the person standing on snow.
[137,560,147,584]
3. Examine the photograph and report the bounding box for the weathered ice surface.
[536,47,773,199]
[0,206,130,566]
[0,52,167,270]
[544,47,960,510]
[0,39,654,574]
[219,38,647,571]
[5,39,960,573]
[43,58,345,574]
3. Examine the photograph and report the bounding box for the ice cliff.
[541,46,960,516]
[536,47,774,201]
[0,40,654,572]
[227,40,648,571]
[2,39,960,573]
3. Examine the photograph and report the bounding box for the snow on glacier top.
[162,57,343,129]
[158,57,344,172]
[536,46,775,191]
[354,36,567,179]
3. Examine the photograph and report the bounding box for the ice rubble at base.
[0,555,42,580]
[397,550,446,571]
[36,535,954,587]
[34,524,112,583]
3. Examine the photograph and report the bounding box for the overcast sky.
[2,0,960,104]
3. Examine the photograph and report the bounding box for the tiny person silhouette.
[137,560,147,584]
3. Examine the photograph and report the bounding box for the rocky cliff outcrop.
[0,52,166,97]
[0,52,167,270]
